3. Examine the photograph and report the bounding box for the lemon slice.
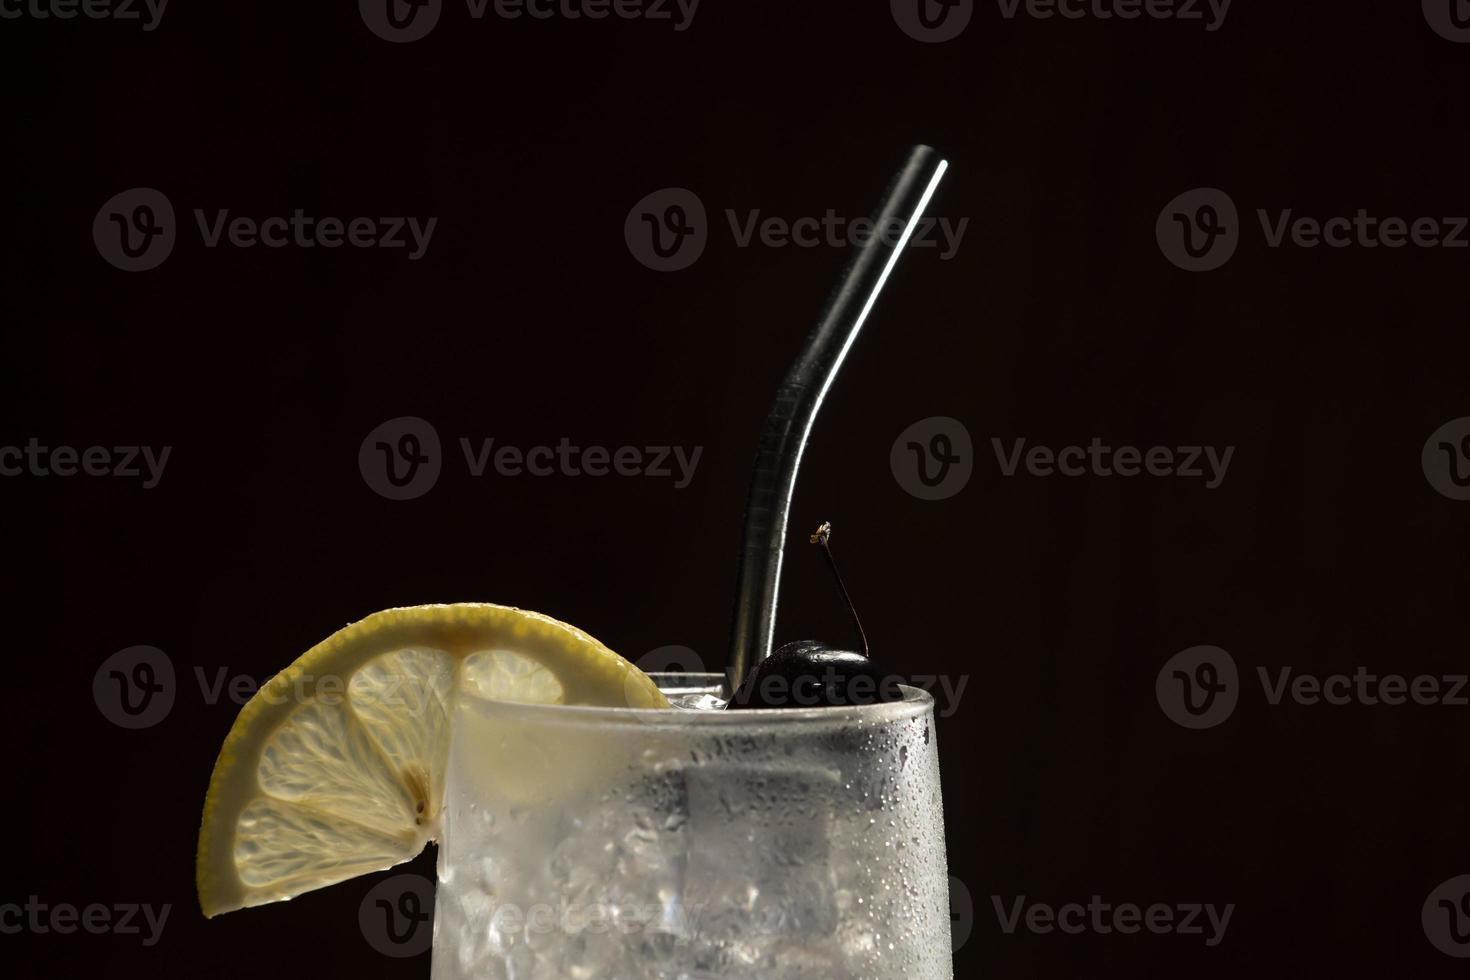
[196,603,668,918]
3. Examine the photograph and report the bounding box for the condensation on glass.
[433,674,952,979]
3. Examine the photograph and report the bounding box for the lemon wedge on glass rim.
[196,603,668,918]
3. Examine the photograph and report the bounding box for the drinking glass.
[432,673,952,979]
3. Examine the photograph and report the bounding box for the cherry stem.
[810,521,869,659]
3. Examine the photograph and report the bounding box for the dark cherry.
[728,639,901,708]
[726,522,903,710]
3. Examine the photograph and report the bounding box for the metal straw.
[727,144,950,691]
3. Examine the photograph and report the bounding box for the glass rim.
[457,672,935,728]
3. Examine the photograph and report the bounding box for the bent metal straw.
[727,145,950,691]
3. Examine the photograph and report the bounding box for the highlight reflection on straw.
[727,146,950,691]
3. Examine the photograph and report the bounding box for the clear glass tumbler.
[432,673,951,979]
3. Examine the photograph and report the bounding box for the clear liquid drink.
[433,674,952,979]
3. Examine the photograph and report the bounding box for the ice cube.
[680,763,843,952]
[667,692,728,711]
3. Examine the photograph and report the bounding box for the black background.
[5,0,1469,977]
